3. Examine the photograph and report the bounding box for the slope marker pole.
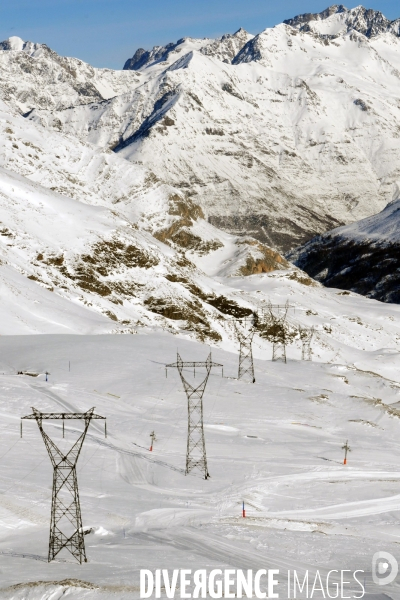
[342,440,351,465]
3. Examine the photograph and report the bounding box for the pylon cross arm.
[166,361,223,368]
[22,413,105,420]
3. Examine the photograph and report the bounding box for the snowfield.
[1,276,400,598]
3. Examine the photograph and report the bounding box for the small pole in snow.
[342,440,351,465]
[45,371,48,382]
[242,501,246,518]
[150,430,156,452]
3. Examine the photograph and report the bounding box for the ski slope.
[0,299,400,599]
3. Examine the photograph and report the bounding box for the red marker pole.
[242,501,246,518]
[342,440,351,465]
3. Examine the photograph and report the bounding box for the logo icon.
[372,551,398,586]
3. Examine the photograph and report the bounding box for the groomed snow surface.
[1,290,400,599]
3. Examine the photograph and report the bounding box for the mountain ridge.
[8,4,398,251]
[283,4,400,38]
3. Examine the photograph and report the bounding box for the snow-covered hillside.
[0,93,295,338]
[10,5,398,251]
[0,159,293,338]
[288,197,400,303]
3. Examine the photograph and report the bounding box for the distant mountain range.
[0,4,394,252]
[0,4,399,319]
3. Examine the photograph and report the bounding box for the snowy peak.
[284,4,400,38]
[123,37,211,71]
[123,39,187,71]
[123,28,253,71]
[0,36,140,113]
[321,197,400,244]
[199,28,253,63]
[0,36,45,56]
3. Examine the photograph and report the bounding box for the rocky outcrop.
[283,5,400,38]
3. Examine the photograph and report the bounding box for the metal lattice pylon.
[265,301,290,363]
[233,315,256,382]
[272,341,287,362]
[299,326,315,361]
[166,352,223,479]
[21,407,106,563]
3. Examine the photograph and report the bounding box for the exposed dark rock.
[288,236,400,303]
[354,98,369,111]
[123,41,184,71]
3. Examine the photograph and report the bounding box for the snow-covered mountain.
[287,196,400,302]
[0,36,138,114]
[284,4,400,38]
[0,94,293,337]
[1,4,400,337]
[123,28,253,70]
[12,5,399,251]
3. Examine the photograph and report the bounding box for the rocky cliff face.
[287,197,400,303]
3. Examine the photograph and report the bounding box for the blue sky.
[0,0,399,69]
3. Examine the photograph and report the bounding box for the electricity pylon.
[233,314,256,382]
[21,407,106,563]
[166,352,223,479]
[299,326,315,361]
[263,301,290,363]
